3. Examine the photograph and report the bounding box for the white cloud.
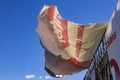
[45,75,53,80]
[25,74,36,79]
[38,76,42,79]
[25,74,52,80]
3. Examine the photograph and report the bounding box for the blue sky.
[0,0,117,80]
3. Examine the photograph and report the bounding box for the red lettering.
[48,5,69,48]
[107,32,117,47]
[58,19,69,48]
[75,26,84,57]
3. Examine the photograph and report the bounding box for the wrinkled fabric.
[37,5,108,77]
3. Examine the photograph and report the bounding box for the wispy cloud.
[45,75,53,80]
[25,74,36,79]
[38,76,42,79]
[25,74,53,80]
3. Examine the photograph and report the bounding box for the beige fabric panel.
[79,22,108,62]
[62,22,79,60]
[63,22,108,62]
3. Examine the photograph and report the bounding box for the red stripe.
[48,5,55,21]
[70,58,91,68]
[48,5,55,32]
[58,19,69,48]
[110,59,120,80]
[75,25,84,57]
